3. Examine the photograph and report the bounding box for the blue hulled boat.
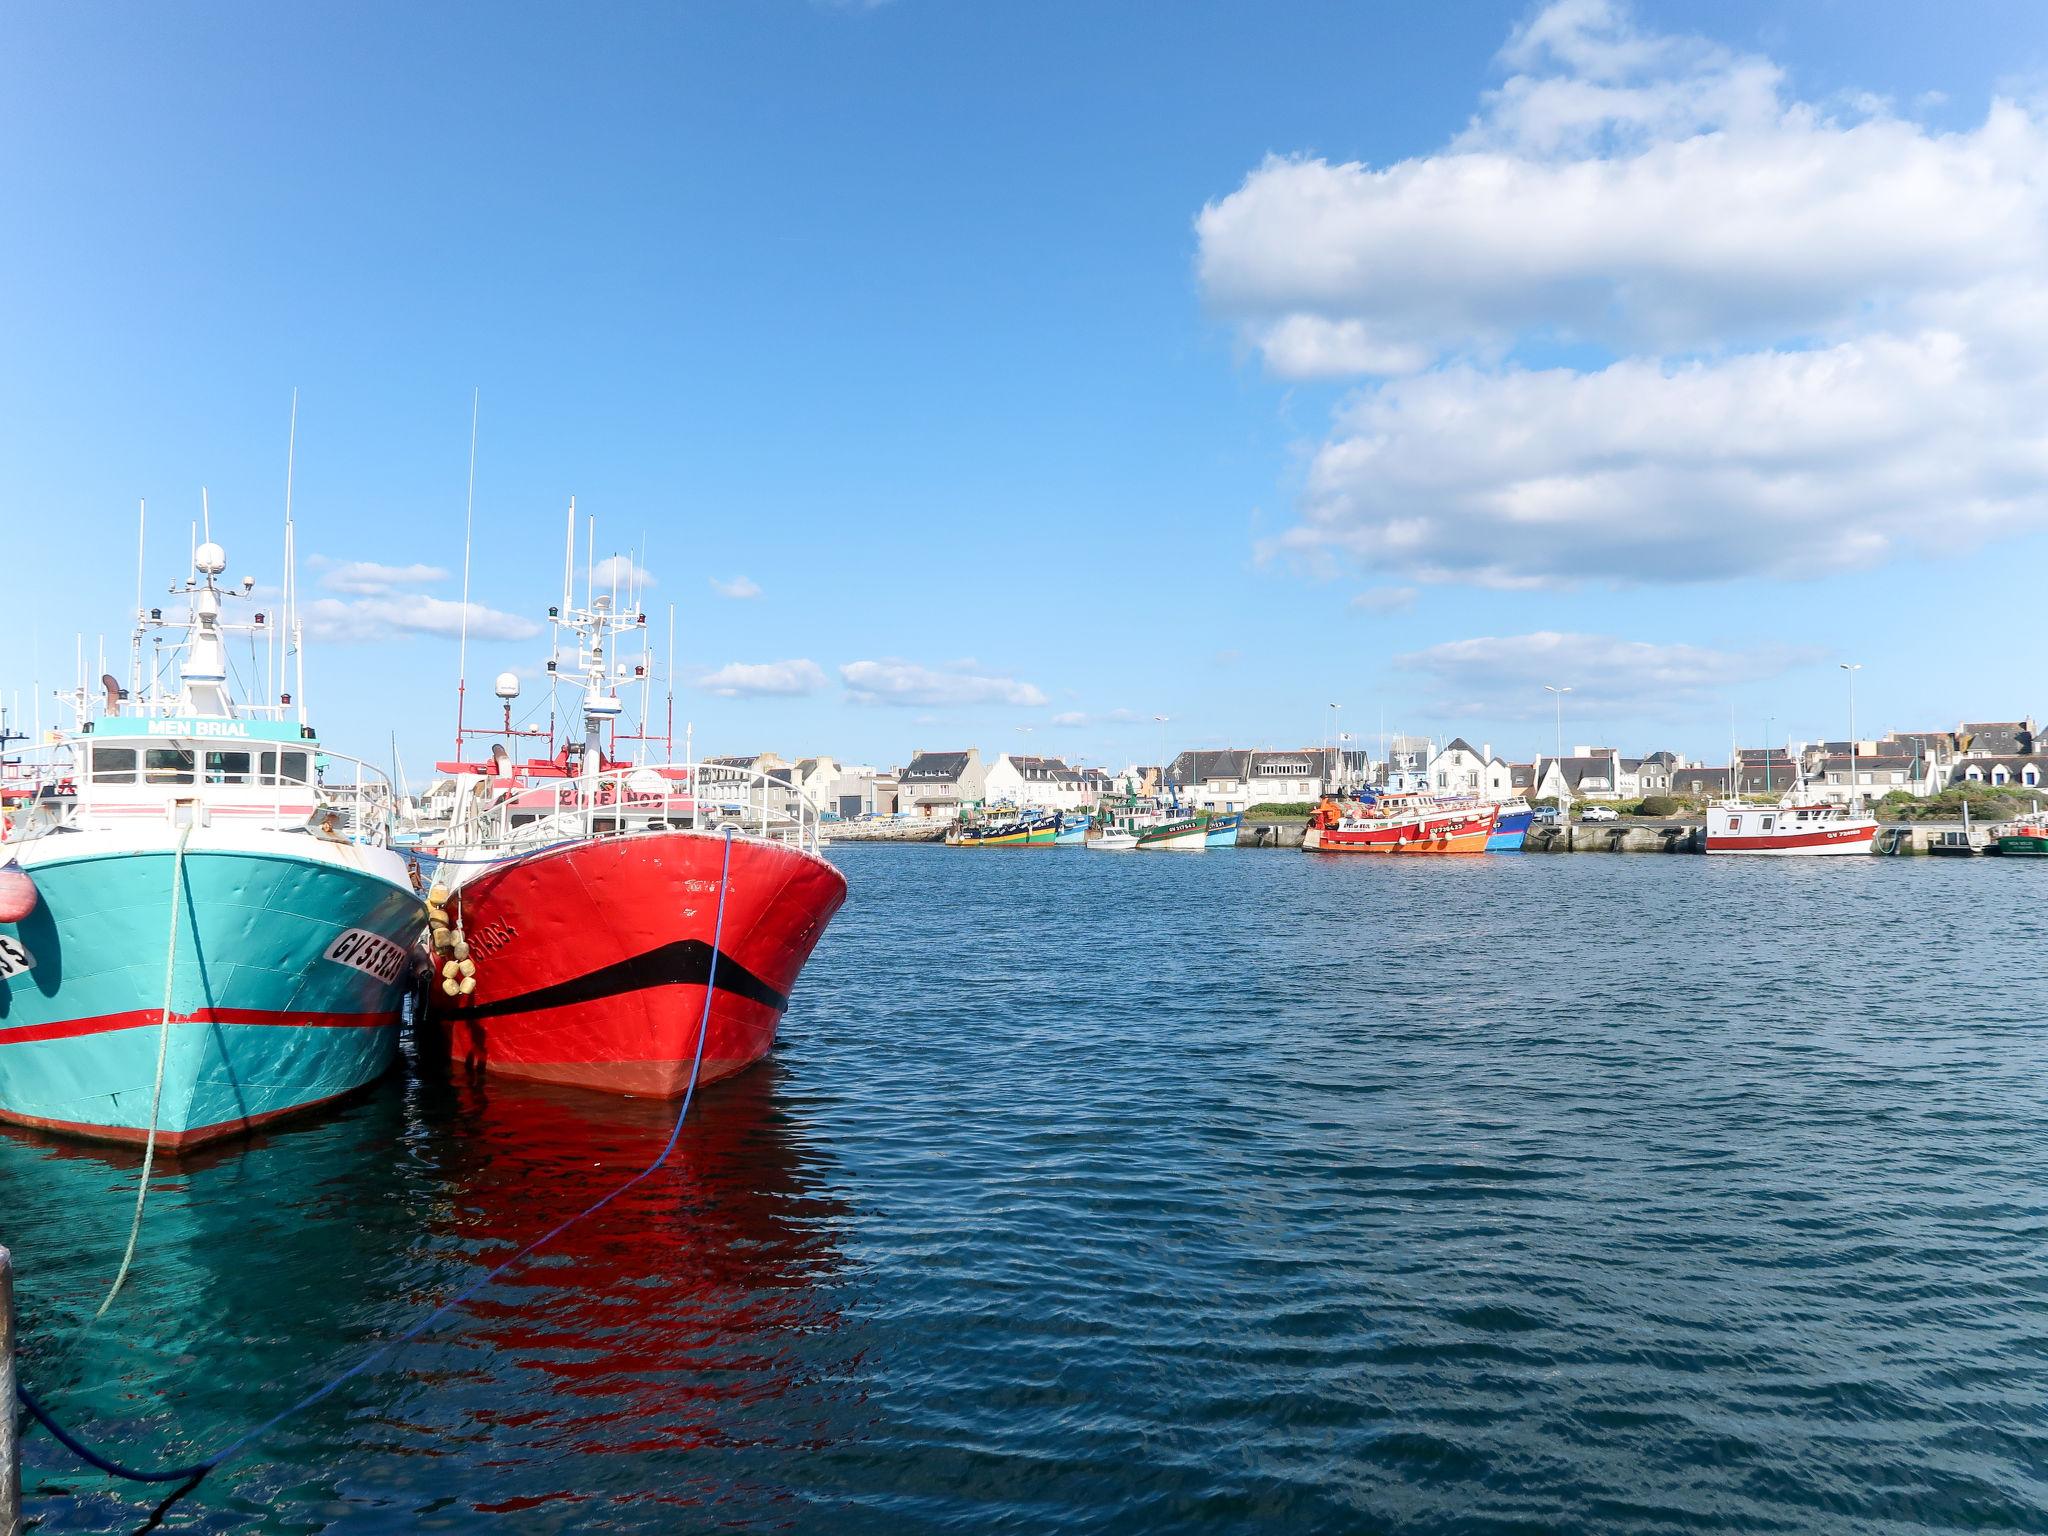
[0,538,420,1149]
[1486,799,1534,851]
[1204,812,1244,848]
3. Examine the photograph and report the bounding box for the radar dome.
[494,671,521,700]
[194,541,227,575]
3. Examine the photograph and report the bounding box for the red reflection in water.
[425,1066,859,1460]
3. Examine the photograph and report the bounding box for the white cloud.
[1351,586,1417,614]
[1395,631,1815,719]
[590,555,655,594]
[317,561,448,596]
[696,659,827,698]
[1049,707,1142,727]
[840,659,1049,708]
[1196,0,2048,587]
[709,575,762,600]
[302,595,540,644]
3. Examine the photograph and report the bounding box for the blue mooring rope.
[15,826,738,1488]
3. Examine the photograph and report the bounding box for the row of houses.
[711,719,2048,822]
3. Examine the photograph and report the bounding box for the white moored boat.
[1705,799,1876,855]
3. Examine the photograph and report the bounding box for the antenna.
[201,486,211,545]
[131,498,146,695]
[277,388,297,711]
[585,511,594,611]
[455,389,479,758]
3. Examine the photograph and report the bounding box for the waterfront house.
[1166,747,1366,809]
[1427,738,1515,800]
[1952,755,2048,791]
[983,754,1104,812]
[1958,719,2038,757]
[792,755,841,805]
[899,748,985,820]
[1531,751,1626,801]
[819,763,895,819]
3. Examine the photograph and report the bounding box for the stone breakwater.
[824,820,949,844]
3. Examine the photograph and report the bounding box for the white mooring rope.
[94,819,195,1319]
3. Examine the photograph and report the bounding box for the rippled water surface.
[8,847,2048,1533]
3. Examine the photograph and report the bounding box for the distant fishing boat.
[1996,820,2048,856]
[1302,793,1497,854]
[1089,830,1138,851]
[946,807,1061,847]
[0,534,418,1148]
[1053,812,1093,845]
[1203,812,1243,849]
[1135,812,1212,851]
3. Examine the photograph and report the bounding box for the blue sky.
[4,0,2046,777]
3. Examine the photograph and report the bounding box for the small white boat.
[1705,799,1876,855]
[1090,830,1138,851]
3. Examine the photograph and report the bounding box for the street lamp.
[1765,715,1775,796]
[1328,702,1341,792]
[1544,685,1571,809]
[1154,714,1168,798]
[1840,664,1862,808]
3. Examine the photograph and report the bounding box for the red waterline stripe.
[0,1006,397,1048]
[0,1080,376,1150]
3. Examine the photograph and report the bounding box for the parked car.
[1579,805,1620,822]
[1532,805,1562,824]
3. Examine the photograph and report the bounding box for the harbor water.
[8,848,2048,1532]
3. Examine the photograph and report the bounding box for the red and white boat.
[1705,798,1876,855]
[421,522,846,1096]
[1302,792,1498,854]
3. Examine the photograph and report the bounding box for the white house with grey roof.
[1426,738,1515,800]
[898,748,985,820]
[1166,747,1367,809]
[983,754,1104,812]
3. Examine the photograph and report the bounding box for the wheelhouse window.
[205,750,253,785]
[91,747,137,784]
[1760,815,1776,831]
[1727,815,1743,832]
[259,750,311,785]
[145,747,195,785]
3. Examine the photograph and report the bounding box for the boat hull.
[0,838,417,1148]
[1135,816,1210,851]
[1705,827,1875,855]
[1203,813,1244,849]
[1485,807,1533,851]
[1996,834,2048,856]
[947,820,1059,847]
[1304,822,1493,854]
[434,830,847,1096]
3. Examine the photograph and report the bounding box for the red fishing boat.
[423,510,845,1096]
[1302,792,1498,854]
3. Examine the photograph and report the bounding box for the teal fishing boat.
[0,535,420,1149]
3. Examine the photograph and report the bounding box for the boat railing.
[309,751,398,848]
[447,760,826,856]
[0,740,397,848]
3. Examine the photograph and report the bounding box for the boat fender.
[0,861,35,922]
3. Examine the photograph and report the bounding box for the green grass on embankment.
[1244,802,1316,822]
